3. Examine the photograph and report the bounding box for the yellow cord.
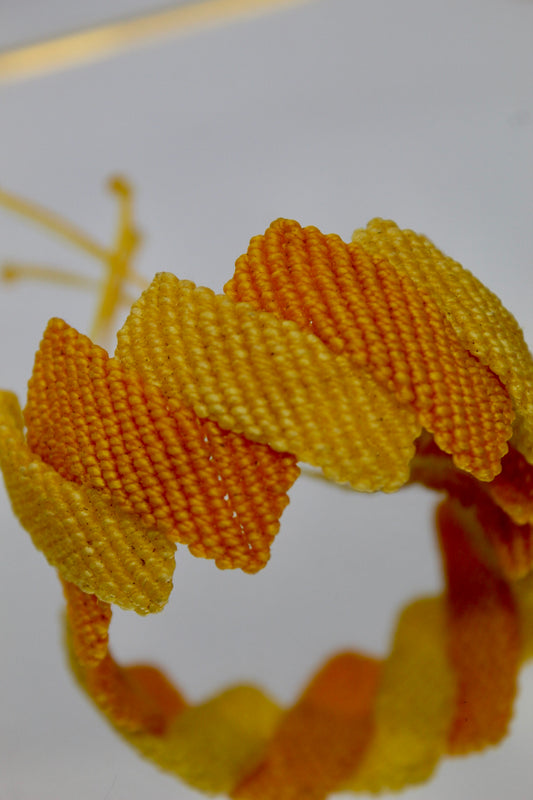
[2,178,533,798]
[0,176,145,342]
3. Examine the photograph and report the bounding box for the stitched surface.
[352,219,533,463]
[0,389,175,613]
[24,319,299,573]
[225,219,513,480]
[115,275,421,492]
[2,217,533,799]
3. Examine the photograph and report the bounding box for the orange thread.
[2,206,533,799]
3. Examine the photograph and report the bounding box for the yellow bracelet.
[1,181,533,798]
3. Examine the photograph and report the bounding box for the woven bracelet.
[1,181,533,799]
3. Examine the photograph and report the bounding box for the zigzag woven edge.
[2,216,533,798]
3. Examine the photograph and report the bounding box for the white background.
[0,0,532,798]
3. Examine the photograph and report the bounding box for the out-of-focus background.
[0,1,532,798]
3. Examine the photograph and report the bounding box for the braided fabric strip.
[2,217,533,798]
[61,495,525,797]
[225,219,513,480]
[24,318,298,573]
[352,219,533,462]
[115,275,421,491]
[410,431,533,580]
[0,390,175,613]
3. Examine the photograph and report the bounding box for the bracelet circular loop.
[2,208,533,799]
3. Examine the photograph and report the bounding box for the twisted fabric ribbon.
[2,191,533,798]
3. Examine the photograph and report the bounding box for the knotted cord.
[1,181,533,798]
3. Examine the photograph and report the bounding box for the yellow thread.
[1,180,533,798]
[0,177,145,343]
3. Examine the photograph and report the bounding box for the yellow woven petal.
[0,390,175,613]
[342,598,455,793]
[115,274,421,492]
[25,318,298,573]
[352,219,533,463]
[226,219,513,481]
[150,686,282,794]
[3,200,533,800]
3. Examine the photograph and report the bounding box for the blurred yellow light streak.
[0,0,314,84]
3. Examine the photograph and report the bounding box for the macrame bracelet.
[1,186,533,799]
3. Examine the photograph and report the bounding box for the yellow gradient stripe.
[0,0,316,83]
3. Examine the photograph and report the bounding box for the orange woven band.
[2,212,533,799]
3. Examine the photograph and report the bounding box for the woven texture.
[225,219,513,480]
[2,217,533,798]
[115,276,421,491]
[352,219,533,462]
[0,389,175,613]
[24,317,297,574]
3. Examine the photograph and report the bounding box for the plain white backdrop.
[1,1,533,798]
